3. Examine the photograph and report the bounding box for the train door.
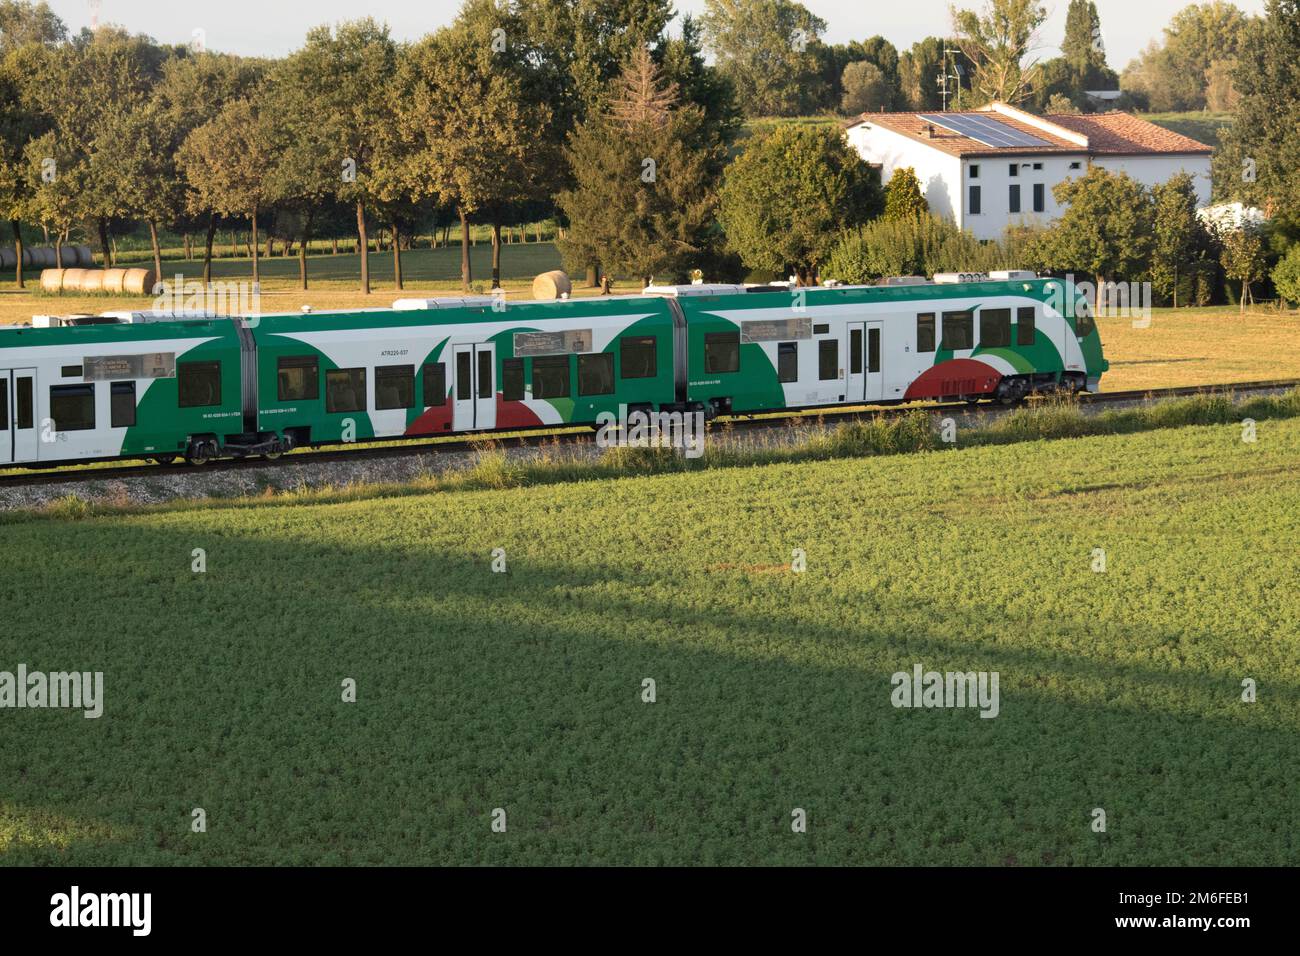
[452,343,496,432]
[0,368,37,465]
[846,323,884,403]
[864,322,884,403]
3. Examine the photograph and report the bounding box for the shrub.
[1272,244,1300,308]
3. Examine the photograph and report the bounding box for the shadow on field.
[0,512,1296,867]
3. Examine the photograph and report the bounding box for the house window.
[1033,183,1045,213]
[1009,184,1021,214]
[969,164,980,178]
[969,185,982,215]
[1032,162,1043,170]
[1069,161,1082,170]
[1009,164,1019,177]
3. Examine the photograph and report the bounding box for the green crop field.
[2,417,1298,865]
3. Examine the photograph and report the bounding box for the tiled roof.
[846,111,1086,157]
[846,108,1213,157]
[1043,112,1214,155]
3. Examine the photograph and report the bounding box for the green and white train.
[0,273,1107,468]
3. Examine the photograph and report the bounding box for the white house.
[844,102,1214,241]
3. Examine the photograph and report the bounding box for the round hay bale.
[20,248,33,267]
[32,247,55,268]
[80,270,105,293]
[40,268,66,293]
[0,248,14,269]
[72,245,94,267]
[122,267,156,296]
[61,268,88,291]
[532,270,572,301]
[102,268,127,293]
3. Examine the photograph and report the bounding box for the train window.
[620,336,657,379]
[456,352,471,400]
[1075,307,1096,338]
[110,381,136,428]
[868,328,880,373]
[376,365,414,410]
[578,353,614,395]
[16,377,31,428]
[850,328,863,374]
[1017,307,1036,346]
[325,368,366,413]
[278,356,319,402]
[532,355,570,399]
[777,342,798,383]
[50,384,95,431]
[502,359,524,401]
[61,365,82,378]
[422,363,447,406]
[813,323,829,335]
[818,339,838,380]
[0,386,7,430]
[980,309,1011,348]
[941,311,974,351]
[478,350,493,400]
[917,314,936,353]
[178,361,221,408]
[704,332,739,373]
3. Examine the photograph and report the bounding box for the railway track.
[3,377,1296,490]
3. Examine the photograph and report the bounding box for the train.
[0,272,1107,468]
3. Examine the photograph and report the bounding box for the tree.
[0,0,64,53]
[950,0,1047,106]
[275,20,397,294]
[396,3,554,291]
[1151,173,1207,308]
[557,47,727,286]
[1215,1,1300,218]
[1039,167,1154,300]
[1221,226,1267,311]
[701,0,827,117]
[817,37,902,113]
[1120,2,1251,112]
[883,168,928,221]
[177,98,274,284]
[840,61,891,115]
[719,124,883,284]
[898,37,971,111]
[1062,0,1108,85]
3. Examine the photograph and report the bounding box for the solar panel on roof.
[918,113,1053,149]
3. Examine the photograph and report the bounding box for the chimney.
[923,124,935,139]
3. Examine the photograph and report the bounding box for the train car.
[0,316,244,467]
[246,294,680,449]
[671,274,1106,417]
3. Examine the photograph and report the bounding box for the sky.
[47,0,1269,70]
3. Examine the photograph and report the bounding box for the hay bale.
[532,270,572,300]
[102,268,127,293]
[40,268,67,292]
[32,247,56,268]
[72,245,94,267]
[122,267,156,296]
[20,248,32,266]
[80,270,105,293]
[0,248,13,269]
[61,268,88,291]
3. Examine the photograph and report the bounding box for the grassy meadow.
[1,413,1297,865]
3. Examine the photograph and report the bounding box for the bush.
[1272,244,1300,307]
[822,216,1046,284]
